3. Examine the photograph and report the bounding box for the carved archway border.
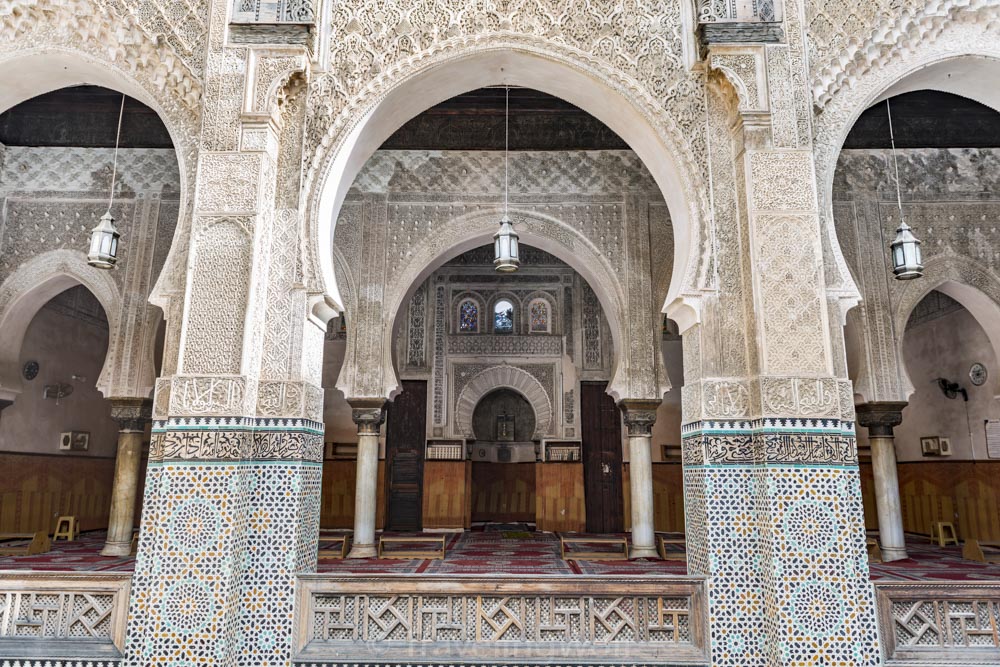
[454,365,553,440]
[0,249,122,401]
[305,36,710,320]
[814,25,1000,318]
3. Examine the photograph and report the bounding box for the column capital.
[856,401,907,437]
[109,398,154,433]
[619,399,661,437]
[349,398,387,435]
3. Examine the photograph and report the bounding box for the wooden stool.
[53,516,78,541]
[930,521,959,547]
[866,538,883,563]
[962,539,1000,564]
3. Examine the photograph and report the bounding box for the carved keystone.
[855,401,907,438]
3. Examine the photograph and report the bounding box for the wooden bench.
[657,534,686,561]
[378,535,446,560]
[962,538,1000,564]
[0,531,51,556]
[317,534,352,560]
[866,538,883,563]
[560,536,629,560]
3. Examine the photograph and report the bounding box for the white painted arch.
[311,45,702,321]
[455,365,553,440]
[0,250,121,402]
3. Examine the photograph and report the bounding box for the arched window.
[458,299,479,333]
[494,299,514,333]
[529,298,551,333]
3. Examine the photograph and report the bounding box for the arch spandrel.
[305,35,714,321]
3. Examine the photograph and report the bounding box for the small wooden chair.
[866,538,883,563]
[930,521,959,547]
[962,539,1000,564]
[53,515,78,541]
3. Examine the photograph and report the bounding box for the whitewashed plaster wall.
[0,288,119,457]
[890,301,1000,461]
[0,145,181,401]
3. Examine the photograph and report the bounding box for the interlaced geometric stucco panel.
[454,364,554,438]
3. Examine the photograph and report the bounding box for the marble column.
[347,399,386,558]
[620,400,660,559]
[101,399,152,557]
[857,402,908,561]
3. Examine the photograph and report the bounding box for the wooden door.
[581,381,624,533]
[385,380,427,531]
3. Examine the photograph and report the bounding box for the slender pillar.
[347,399,386,558]
[857,402,908,561]
[101,399,152,557]
[620,399,660,559]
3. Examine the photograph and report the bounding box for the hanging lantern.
[494,214,520,272]
[494,87,521,273]
[889,219,923,280]
[88,94,126,269]
[87,211,120,269]
[884,98,923,281]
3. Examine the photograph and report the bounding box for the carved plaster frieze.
[760,377,840,419]
[166,375,248,417]
[708,46,769,114]
[257,380,324,421]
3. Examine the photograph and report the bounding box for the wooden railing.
[294,574,709,665]
[875,582,1000,665]
[0,572,131,661]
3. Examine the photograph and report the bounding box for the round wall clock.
[22,360,39,381]
[970,362,988,387]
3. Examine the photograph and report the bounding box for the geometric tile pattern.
[123,419,322,666]
[682,418,880,667]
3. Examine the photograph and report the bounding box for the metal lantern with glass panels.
[890,219,923,280]
[88,93,125,270]
[494,214,520,272]
[87,211,120,269]
[885,98,923,281]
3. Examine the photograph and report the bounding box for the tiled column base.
[124,418,322,666]
[682,419,880,667]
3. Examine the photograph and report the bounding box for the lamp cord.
[886,99,905,221]
[107,94,125,214]
[504,86,509,217]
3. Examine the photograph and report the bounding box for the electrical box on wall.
[919,436,952,457]
[58,431,89,451]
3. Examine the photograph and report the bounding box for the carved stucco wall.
[834,148,1000,403]
[333,149,671,404]
[0,146,181,400]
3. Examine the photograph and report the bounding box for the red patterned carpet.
[2,529,998,581]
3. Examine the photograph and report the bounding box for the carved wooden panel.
[295,575,709,665]
[875,583,1000,665]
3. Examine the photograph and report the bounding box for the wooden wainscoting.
[422,461,471,529]
[535,462,585,532]
[861,461,1000,541]
[471,462,536,523]
[0,452,117,534]
[320,460,386,530]
[623,463,686,534]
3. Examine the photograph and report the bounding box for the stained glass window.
[494,300,514,333]
[529,299,549,333]
[459,300,478,332]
